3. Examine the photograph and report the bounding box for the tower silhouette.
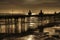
[28,10,32,15]
[39,10,43,15]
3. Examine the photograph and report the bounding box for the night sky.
[0,0,60,14]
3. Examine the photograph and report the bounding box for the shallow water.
[2,34,45,40]
[2,32,60,40]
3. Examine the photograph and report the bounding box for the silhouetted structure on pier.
[0,10,60,39]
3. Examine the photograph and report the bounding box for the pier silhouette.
[0,10,60,40]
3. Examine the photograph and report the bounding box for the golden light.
[8,10,23,14]
[44,28,55,35]
[27,35,34,40]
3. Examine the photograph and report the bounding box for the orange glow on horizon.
[0,9,60,14]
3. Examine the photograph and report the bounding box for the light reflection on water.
[2,34,60,40]
[3,35,37,40]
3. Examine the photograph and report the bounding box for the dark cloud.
[0,0,60,4]
[0,0,60,13]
